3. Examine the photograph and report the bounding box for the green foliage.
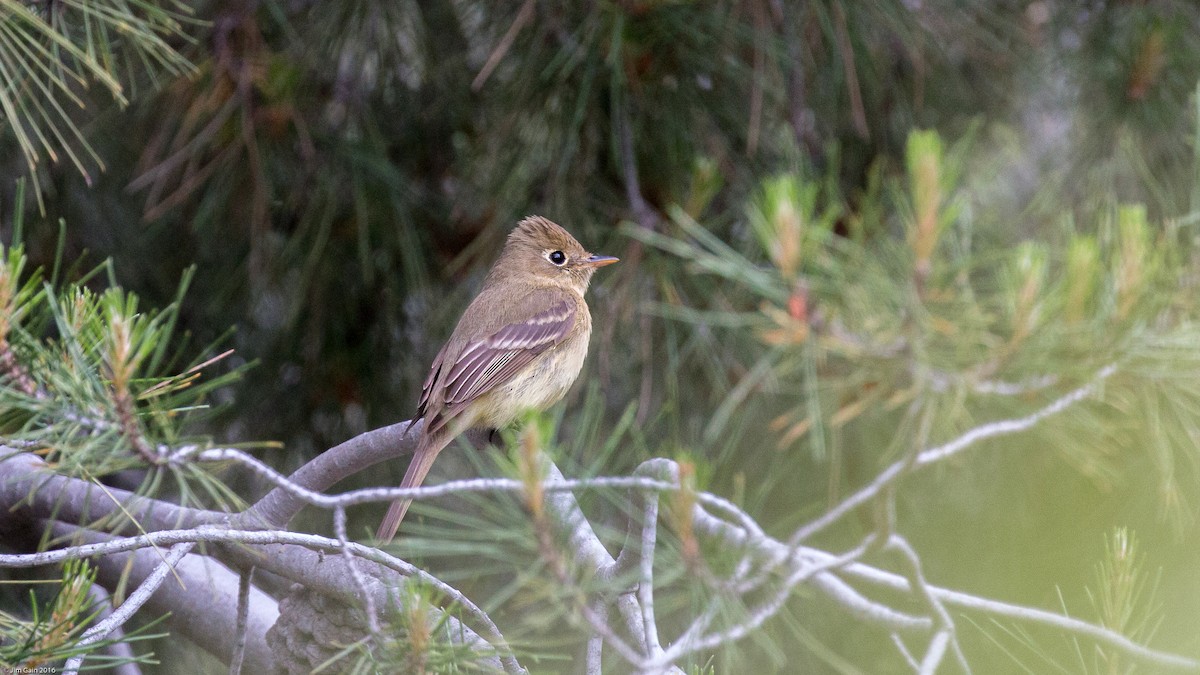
[315,580,499,674]
[0,559,158,671]
[1086,529,1162,674]
[970,528,1165,675]
[0,191,252,506]
[0,194,254,667]
[4,0,1198,457]
[748,174,840,284]
[0,0,1029,454]
[5,0,1200,672]
[0,0,195,197]
[619,124,1200,669]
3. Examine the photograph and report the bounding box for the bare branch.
[7,524,522,673]
[684,487,1198,672]
[84,582,143,675]
[535,457,660,671]
[239,420,426,527]
[884,535,970,675]
[45,524,279,672]
[229,568,252,675]
[841,558,1200,673]
[892,633,921,672]
[0,449,213,533]
[585,600,607,675]
[791,365,1116,544]
[63,543,194,674]
[636,485,663,657]
[334,506,381,635]
[471,0,535,91]
[617,95,660,230]
[6,394,1193,675]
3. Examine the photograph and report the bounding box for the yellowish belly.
[470,340,589,429]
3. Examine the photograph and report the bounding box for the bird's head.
[490,216,618,292]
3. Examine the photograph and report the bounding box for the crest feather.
[509,216,582,251]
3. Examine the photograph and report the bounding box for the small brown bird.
[376,216,618,542]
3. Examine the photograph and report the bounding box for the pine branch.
[8,403,1194,673]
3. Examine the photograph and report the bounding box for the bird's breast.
[473,332,590,429]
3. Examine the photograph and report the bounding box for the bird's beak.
[583,254,619,267]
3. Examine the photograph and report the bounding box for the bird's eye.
[548,250,567,266]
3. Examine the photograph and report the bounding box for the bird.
[376,216,618,542]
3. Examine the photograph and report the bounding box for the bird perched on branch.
[376,216,618,542]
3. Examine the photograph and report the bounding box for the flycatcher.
[376,216,618,542]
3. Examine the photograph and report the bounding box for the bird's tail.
[376,432,448,543]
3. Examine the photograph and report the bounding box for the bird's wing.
[425,291,576,434]
[415,341,449,422]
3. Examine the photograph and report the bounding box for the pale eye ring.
[548,250,567,266]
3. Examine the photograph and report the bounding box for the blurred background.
[5,0,1200,672]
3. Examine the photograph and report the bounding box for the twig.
[892,633,921,672]
[334,506,381,634]
[577,597,650,669]
[790,365,1116,545]
[585,599,607,675]
[85,583,143,675]
[636,488,663,657]
[617,96,660,229]
[0,526,522,673]
[62,543,194,675]
[885,535,971,675]
[920,630,951,675]
[528,452,654,670]
[840,557,1199,673]
[539,460,687,673]
[8,387,1196,675]
[746,0,767,154]
[915,365,1115,466]
[833,3,869,140]
[204,446,681,515]
[687,494,1199,672]
[228,567,252,675]
[649,534,879,669]
[471,0,536,91]
[112,382,161,465]
[45,522,278,673]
